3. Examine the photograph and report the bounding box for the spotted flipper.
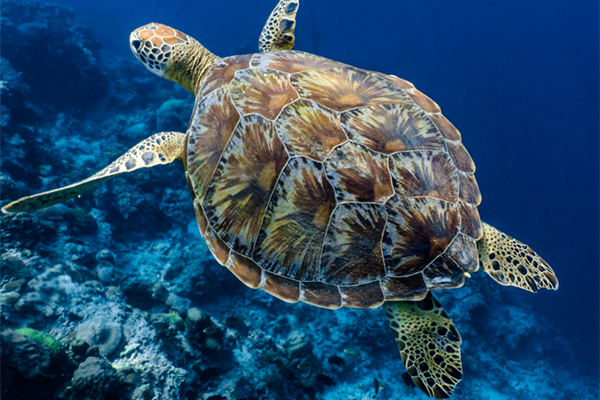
[383,294,462,399]
[2,132,186,214]
[259,0,299,52]
[478,222,559,292]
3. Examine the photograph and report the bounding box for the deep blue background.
[33,0,600,377]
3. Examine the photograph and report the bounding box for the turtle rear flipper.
[383,294,463,399]
[478,222,559,292]
[2,131,186,214]
[259,0,299,52]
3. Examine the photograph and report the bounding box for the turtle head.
[130,23,218,94]
[130,23,189,78]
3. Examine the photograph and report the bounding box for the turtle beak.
[129,35,146,67]
[130,38,142,53]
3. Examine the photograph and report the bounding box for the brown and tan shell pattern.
[185,50,482,310]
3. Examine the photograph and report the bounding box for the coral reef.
[1,0,108,114]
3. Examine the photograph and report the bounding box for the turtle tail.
[2,131,186,214]
[478,222,559,292]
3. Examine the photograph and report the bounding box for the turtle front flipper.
[259,0,299,52]
[478,222,559,292]
[383,294,463,399]
[2,131,186,214]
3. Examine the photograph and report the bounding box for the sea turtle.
[2,1,559,398]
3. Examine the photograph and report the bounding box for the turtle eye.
[131,39,142,51]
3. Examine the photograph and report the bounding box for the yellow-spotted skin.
[258,0,299,52]
[478,222,558,292]
[2,132,186,214]
[384,294,463,399]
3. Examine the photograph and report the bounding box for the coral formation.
[71,338,90,362]
[283,330,321,387]
[76,318,123,358]
[14,328,67,359]
[69,356,129,400]
[1,329,53,379]
[1,249,30,280]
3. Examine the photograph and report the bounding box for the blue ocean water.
[1,0,598,399]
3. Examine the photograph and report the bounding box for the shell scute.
[253,157,336,281]
[251,50,344,74]
[458,172,482,205]
[300,281,342,309]
[389,151,459,203]
[276,99,347,161]
[320,203,387,285]
[203,227,230,266]
[187,89,240,200]
[381,274,428,300]
[445,140,476,174]
[382,74,415,90]
[226,251,262,289]
[201,54,253,98]
[261,270,300,303]
[429,113,461,141]
[382,197,460,277]
[446,233,479,273]
[341,103,445,155]
[340,281,385,308]
[406,88,441,113]
[458,202,483,240]
[291,67,409,112]
[229,67,299,120]
[325,141,393,203]
[423,253,465,290]
[203,115,289,256]
[192,198,208,235]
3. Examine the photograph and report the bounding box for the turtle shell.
[185,50,482,309]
